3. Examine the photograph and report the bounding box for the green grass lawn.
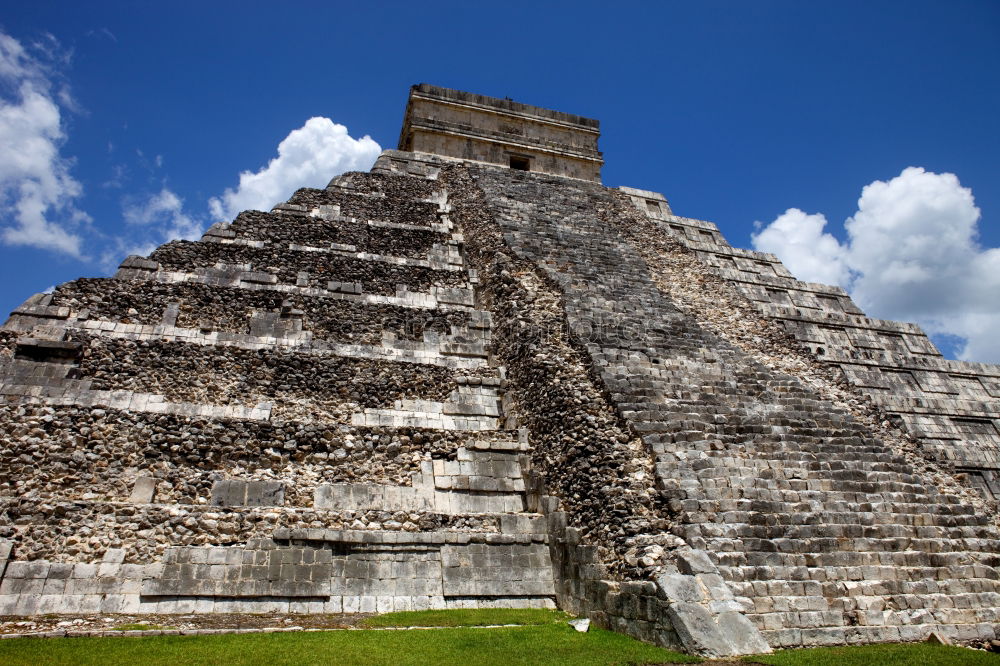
[1,608,997,666]
[0,624,696,666]
[747,642,1000,666]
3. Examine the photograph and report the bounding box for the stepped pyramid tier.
[0,83,998,656]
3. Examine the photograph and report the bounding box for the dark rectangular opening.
[645,199,660,213]
[767,289,792,305]
[14,338,82,364]
[509,156,530,171]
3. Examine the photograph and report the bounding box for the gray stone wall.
[440,157,1000,650]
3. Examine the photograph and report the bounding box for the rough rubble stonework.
[0,83,998,656]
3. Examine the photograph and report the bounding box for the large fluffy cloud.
[752,167,1000,362]
[0,32,89,257]
[0,32,379,268]
[208,117,381,221]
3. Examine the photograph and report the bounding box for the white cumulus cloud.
[750,208,852,286]
[208,117,381,221]
[752,167,1000,362]
[0,31,89,257]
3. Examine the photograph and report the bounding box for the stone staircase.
[468,165,1000,647]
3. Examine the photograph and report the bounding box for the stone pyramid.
[0,84,998,656]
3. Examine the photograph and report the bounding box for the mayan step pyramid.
[1,84,998,656]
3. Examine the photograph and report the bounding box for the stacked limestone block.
[618,190,1000,500]
[0,168,555,614]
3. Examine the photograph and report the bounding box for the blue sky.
[1,1,998,359]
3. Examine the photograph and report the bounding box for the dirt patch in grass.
[362,608,574,628]
[0,613,363,636]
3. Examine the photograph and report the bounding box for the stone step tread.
[688,531,997,547]
[674,505,983,521]
[718,563,1000,583]
[747,607,1000,632]
[652,441,902,454]
[667,478,942,496]
[720,549,1000,567]
[676,513,991,530]
[702,526,1000,542]
[759,622,1000,648]
[729,580,1000,598]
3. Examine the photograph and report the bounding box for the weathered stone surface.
[665,602,734,657]
[1,84,998,658]
[399,84,603,182]
[717,611,772,656]
[128,476,157,504]
[675,549,717,576]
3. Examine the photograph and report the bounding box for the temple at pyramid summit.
[1,83,999,655]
